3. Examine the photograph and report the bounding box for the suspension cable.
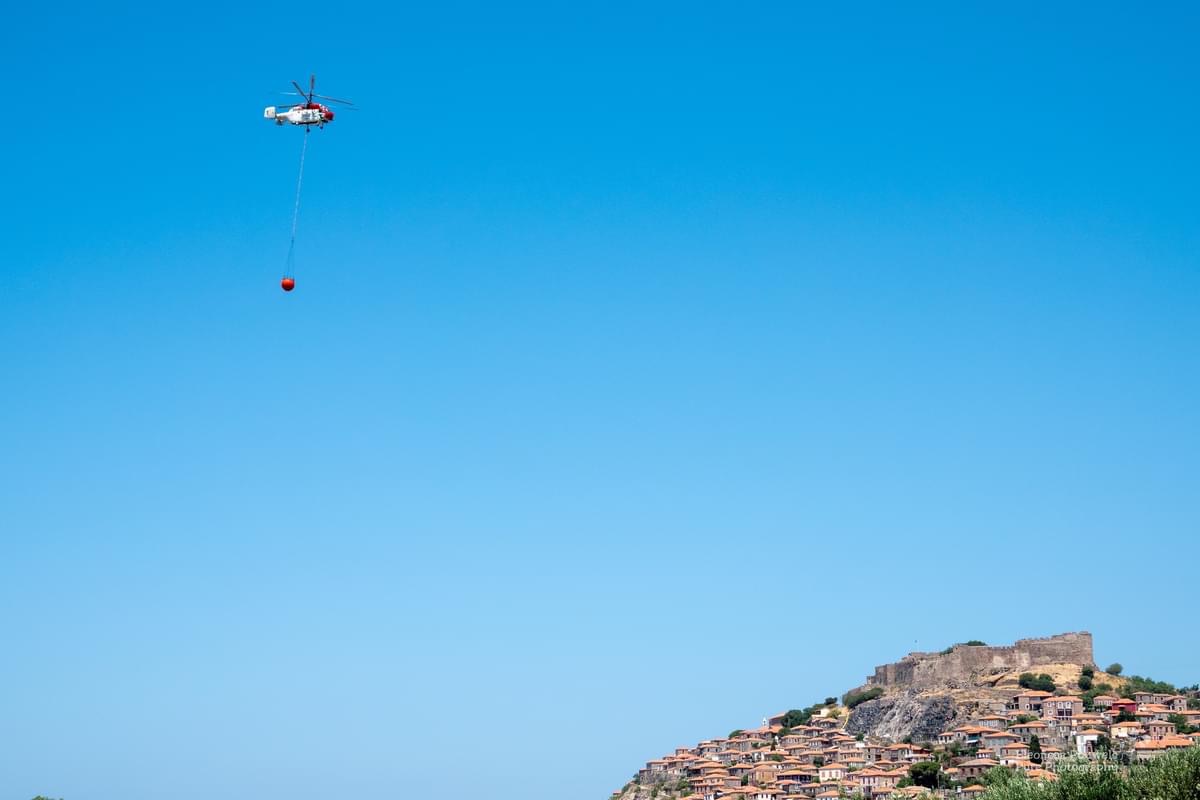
[284,128,310,278]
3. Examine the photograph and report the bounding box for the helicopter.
[264,74,354,129]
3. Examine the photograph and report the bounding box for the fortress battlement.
[865,632,1094,689]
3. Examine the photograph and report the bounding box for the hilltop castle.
[864,631,1094,690]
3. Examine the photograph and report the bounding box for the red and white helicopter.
[264,74,354,129]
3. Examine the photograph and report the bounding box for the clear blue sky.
[2,2,1198,799]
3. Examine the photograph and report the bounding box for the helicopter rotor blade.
[309,74,316,100]
[291,80,309,102]
[312,94,354,106]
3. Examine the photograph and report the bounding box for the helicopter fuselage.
[264,103,335,127]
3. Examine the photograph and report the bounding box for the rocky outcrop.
[845,692,963,742]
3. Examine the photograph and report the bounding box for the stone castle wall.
[866,632,1094,689]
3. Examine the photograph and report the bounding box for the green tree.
[974,748,1200,800]
[824,696,837,706]
[1018,672,1056,692]
[964,640,988,646]
[1167,713,1195,734]
[980,765,1019,786]
[1122,674,1178,695]
[1028,735,1042,764]
[780,704,829,728]
[1078,674,1093,691]
[779,710,806,728]
[1115,709,1137,723]
[909,761,941,789]
[1106,662,1123,676]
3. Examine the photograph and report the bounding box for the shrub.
[964,640,987,646]
[824,696,837,706]
[1078,675,1093,691]
[1018,672,1056,692]
[842,687,884,709]
[1106,662,1123,676]
[1081,665,1095,678]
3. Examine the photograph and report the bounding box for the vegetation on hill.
[1107,662,1124,675]
[978,747,1200,799]
[1018,672,1057,692]
[1118,674,1178,697]
[1080,681,1113,711]
[778,699,842,729]
[908,761,941,789]
[1167,713,1196,734]
[842,687,884,709]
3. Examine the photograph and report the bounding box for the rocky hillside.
[614,631,1196,800]
[843,632,1110,741]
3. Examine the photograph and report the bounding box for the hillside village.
[614,633,1199,800]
